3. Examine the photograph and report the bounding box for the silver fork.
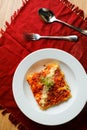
[24,33,78,42]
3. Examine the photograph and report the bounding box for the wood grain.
[0,0,87,129]
[69,0,87,17]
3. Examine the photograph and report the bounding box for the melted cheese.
[39,64,58,106]
[39,86,48,106]
[46,64,58,77]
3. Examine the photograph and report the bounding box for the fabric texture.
[0,0,87,130]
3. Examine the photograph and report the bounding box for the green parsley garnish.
[40,76,54,90]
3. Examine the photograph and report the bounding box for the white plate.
[12,48,87,125]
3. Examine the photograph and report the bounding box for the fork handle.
[40,35,78,42]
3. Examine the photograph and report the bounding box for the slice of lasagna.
[26,63,71,110]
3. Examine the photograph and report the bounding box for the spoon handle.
[55,18,87,36]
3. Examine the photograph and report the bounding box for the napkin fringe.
[9,0,29,23]
[0,0,29,37]
[61,0,87,20]
[9,114,28,130]
[0,104,28,130]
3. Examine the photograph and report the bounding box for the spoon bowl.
[38,8,87,36]
[38,8,56,23]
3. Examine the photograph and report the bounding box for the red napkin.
[0,0,87,130]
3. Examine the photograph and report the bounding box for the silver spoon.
[38,8,87,36]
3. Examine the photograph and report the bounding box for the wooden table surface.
[0,0,87,130]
